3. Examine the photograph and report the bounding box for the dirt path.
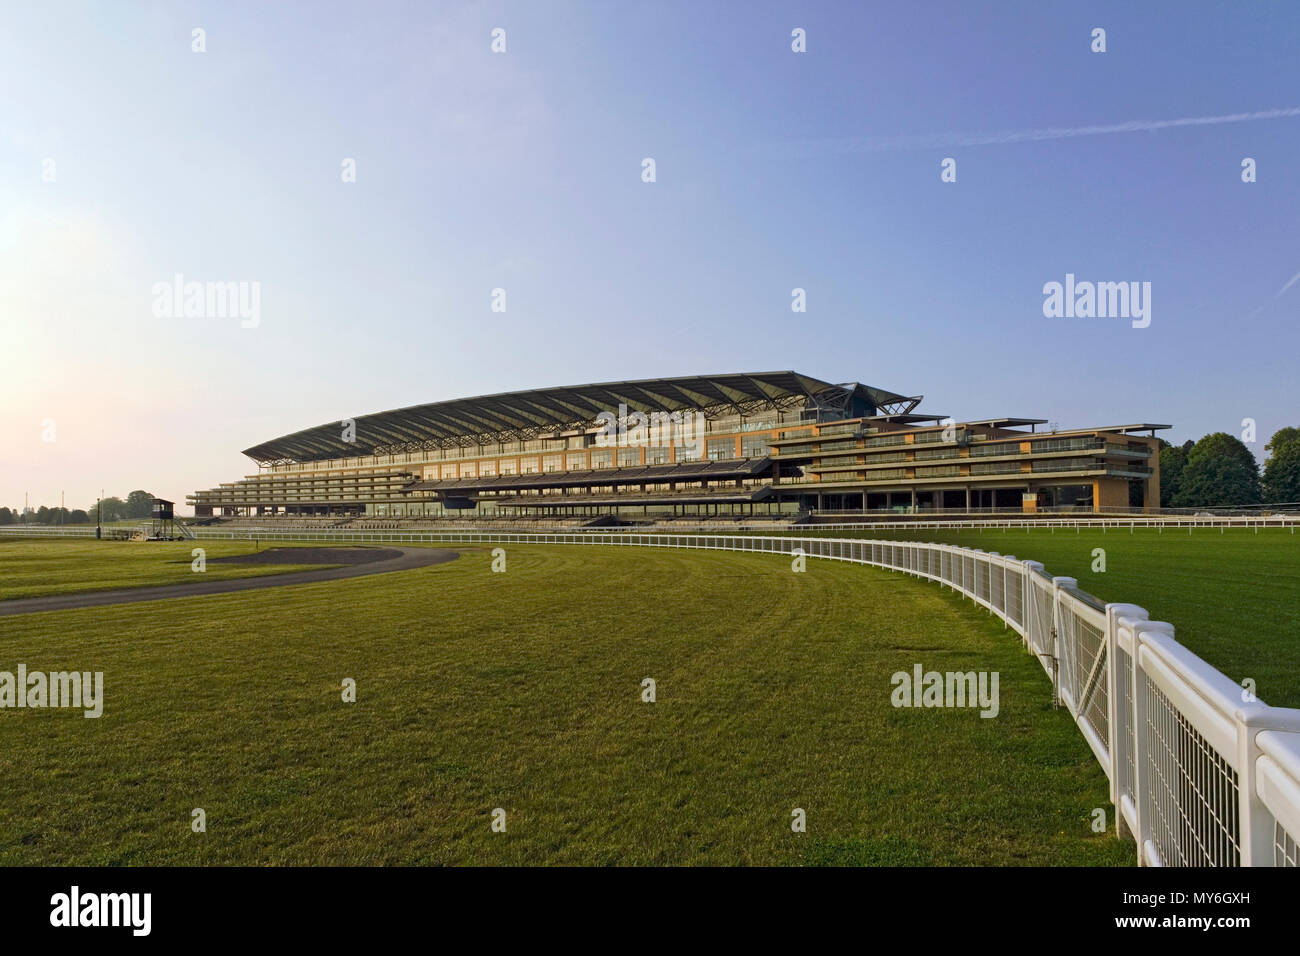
[0,547,459,617]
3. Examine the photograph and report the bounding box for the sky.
[2,0,1298,514]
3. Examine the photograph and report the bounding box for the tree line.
[0,490,156,525]
[1159,427,1300,508]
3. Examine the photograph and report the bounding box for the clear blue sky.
[2,1,1298,512]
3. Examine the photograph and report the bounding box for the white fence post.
[1022,560,1044,652]
[1131,620,1175,866]
[1236,704,1300,866]
[1050,576,1077,708]
[1105,603,1147,841]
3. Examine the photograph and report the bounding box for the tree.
[94,496,127,522]
[125,490,154,518]
[35,505,51,524]
[1171,432,1262,508]
[1159,441,1192,508]
[1263,427,1300,503]
[69,509,90,524]
[0,507,12,525]
[1266,427,1300,454]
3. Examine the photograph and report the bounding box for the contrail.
[1276,269,1300,298]
[763,105,1300,157]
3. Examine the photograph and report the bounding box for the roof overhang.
[241,372,918,464]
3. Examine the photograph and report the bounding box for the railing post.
[1131,620,1175,866]
[1234,704,1300,866]
[1238,706,1268,867]
[1049,576,1077,707]
[967,549,983,600]
[988,552,1001,620]
[1105,603,1147,841]
[1001,556,1009,626]
[1238,705,1300,867]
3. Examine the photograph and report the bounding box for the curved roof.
[241,372,920,464]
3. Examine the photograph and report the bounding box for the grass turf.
[0,545,1129,866]
[0,539,338,601]
[775,526,1300,708]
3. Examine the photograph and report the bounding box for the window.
[707,437,737,461]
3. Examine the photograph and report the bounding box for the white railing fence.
[4,524,1298,865]
[3,513,1299,538]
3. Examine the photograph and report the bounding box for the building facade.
[189,372,1165,519]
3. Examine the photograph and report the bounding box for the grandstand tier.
[189,372,1168,519]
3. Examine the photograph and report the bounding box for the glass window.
[707,437,736,461]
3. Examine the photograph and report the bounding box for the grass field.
[0,543,1129,866]
[0,539,335,601]
[783,526,1300,708]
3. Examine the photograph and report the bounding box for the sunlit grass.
[0,545,1130,866]
[771,526,1299,707]
[0,539,332,601]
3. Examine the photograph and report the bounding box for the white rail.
[3,524,1297,865]
[3,514,1299,538]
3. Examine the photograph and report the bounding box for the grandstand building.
[188,372,1167,522]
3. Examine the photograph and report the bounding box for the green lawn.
[0,545,1128,866]
[0,539,334,601]
[774,526,1300,708]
